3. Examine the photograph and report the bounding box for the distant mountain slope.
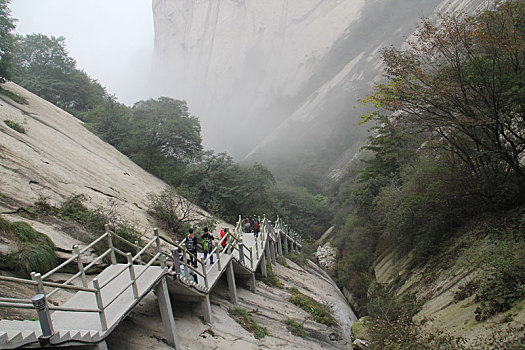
[152,0,488,183]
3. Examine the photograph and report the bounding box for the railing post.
[249,247,254,270]
[154,228,166,269]
[31,272,45,295]
[105,224,117,265]
[255,235,260,258]
[93,278,108,331]
[127,253,139,299]
[277,230,283,255]
[31,294,54,339]
[135,240,143,264]
[182,249,190,280]
[238,244,245,264]
[216,248,221,270]
[202,262,209,290]
[74,245,88,288]
[172,248,181,274]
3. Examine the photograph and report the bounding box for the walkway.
[0,216,302,349]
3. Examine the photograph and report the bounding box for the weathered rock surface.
[106,257,357,349]
[0,82,357,348]
[0,82,229,255]
[316,242,337,270]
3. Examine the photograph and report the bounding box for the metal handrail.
[0,301,100,313]
[99,263,130,289]
[0,297,33,304]
[0,216,304,330]
[42,232,109,280]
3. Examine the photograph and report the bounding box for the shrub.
[4,119,25,133]
[57,195,140,259]
[256,263,282,288]
[29,197,59,217]
[147,186,215,237]
[284,252,307,267]
[0,218,56,274]
[473,240,525,321]
[284,318,309,337]
[366,286,466,349]
[276,256,288,267]
[288,287,336,326]
[0,87,28,105]
[228,307,268,340]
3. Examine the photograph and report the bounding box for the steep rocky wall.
[0,82,227,255]
[152,0,366,157]
[373,248,525,342]
[152,0,490,181]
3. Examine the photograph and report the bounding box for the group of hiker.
[243,215,260,237]
[179,215,261,283]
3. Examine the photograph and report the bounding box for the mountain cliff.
[152,0,488,183]
[0,82,356,348]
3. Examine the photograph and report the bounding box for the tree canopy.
[333,0,525,313]
[362,0,525,201]
[10,33,107,115]
[0,0,15,81]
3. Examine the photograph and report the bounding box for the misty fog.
[10,0,154,105]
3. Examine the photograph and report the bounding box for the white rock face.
[152,0,490,178]
[0,82,227,253]
[152,0,366,155]
[316,242,337,270]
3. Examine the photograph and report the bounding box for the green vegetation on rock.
[0,86,28,104]
[4,119,25,133]
[228,307,268,340]
[256,263,282,288]
[283,318,309,338]
[0,217,56,274]
[288,287,336,326]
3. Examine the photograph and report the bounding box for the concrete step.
[0,330,39,349]
[54,329,100,343]
[0,319,40,332]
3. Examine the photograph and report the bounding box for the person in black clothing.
[250,215,260,238]
[201,226,214,265]
[186,228,198,282]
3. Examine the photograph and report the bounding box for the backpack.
[203,238,211,251]
[254,220,259,230]
[186,235,195,251]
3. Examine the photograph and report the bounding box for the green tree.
[180,151,275,222]
[83,97,131,147]
[269,182,331,240]
[363,1,525,202]
[0,0,15,81]
[10,33,106,115]
[123,97,202,186]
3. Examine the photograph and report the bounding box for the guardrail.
[0,214,303,336]
[0,224,168,332]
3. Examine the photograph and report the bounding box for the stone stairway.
[0,216,302,349]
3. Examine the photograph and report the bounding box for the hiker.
[243,217,251,233]
[201,226,214,265]
[251,215,260,238]
[186,228,198,268]
[220,227,228,252]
